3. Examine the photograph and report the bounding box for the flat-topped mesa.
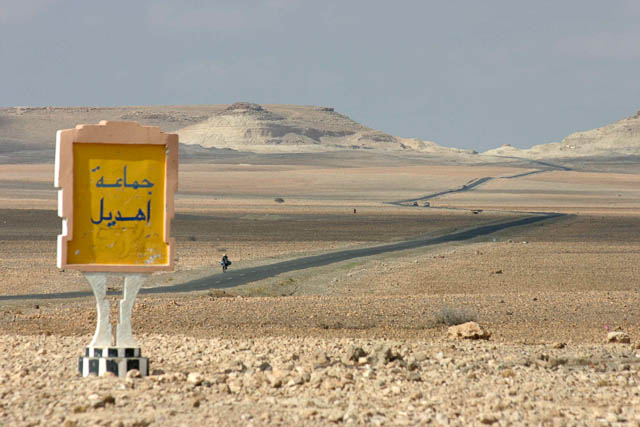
[224,102,265,112]
[176,103,450,153]
[218,102,285,121]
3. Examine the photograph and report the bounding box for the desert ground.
[1,157,640,426]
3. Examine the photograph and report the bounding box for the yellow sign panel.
[55,121,178,272]
[69,143,167,265]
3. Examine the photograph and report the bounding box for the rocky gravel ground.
[2,334,640,426]
[2,211,640,425]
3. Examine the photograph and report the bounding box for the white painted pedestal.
[78,273,149,377]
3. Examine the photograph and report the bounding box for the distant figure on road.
[353,208,357,215]
[221,253,232,273]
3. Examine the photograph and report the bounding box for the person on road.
[221,253,231,272]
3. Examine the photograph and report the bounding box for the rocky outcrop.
[607,331,631,344]
[484,110,640,159]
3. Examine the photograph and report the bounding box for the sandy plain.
[1,159,640,426]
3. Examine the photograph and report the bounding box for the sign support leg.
[85,272,111,347]
[116,274,146,347]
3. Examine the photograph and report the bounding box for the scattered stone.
[345,345,367,363]
[552,342,566,349]
[448,322,491,340]
[187,372,204,386]
[549,358,568,368]
[287,375,305,387]
[414,352,428,362]
[266,370,286,388]
[312,351,331,369]
[302,408,317,419]
[126,369,142,379]
[369,344,403,366]
[480,413,499,424]
[225,359,247,373]
[258,362,272,372]
[228,378,243,393]
[410,391,423,400]
[607,331,631,344]
[88,394,115,409]
[322,377,341,391]
[500,369,515,378]
[327,408,344,422]
[407,359,420,371]
[407,372,422,382]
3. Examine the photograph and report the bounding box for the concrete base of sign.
[79,346,149,377]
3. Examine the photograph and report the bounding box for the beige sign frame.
[55,121,178,272]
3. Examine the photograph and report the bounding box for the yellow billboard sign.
[55,121,178,272]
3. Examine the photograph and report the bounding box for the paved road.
[387,164,566,207]
[388,177,494,206]
[0,212,565,301]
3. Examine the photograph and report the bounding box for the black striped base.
[78,347,149,377]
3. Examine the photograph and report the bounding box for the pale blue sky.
[1,1,639,151]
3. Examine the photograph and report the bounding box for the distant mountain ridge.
[0,103,472,163]
[1,103,639,163]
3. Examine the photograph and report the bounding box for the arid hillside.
[0,103,473,163]
[3,103,640,165]
[176,102,470,155]
[0,105,219,163]
[485,110,640,160]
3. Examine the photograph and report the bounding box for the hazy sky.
[2,1,639,151]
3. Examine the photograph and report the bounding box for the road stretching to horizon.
[387,159,570,207]
[0,162,568,301]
